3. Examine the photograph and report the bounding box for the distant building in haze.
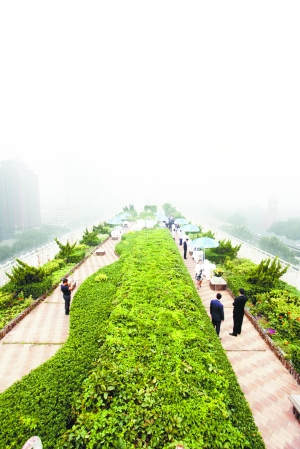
[0,160,41,238]
[263,194,278,230]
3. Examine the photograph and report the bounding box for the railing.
[200,220,300,291]
[0,228,86,287]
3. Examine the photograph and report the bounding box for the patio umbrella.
[190,237,219,260]
[107,217,123,225]
[180,224,199,232]
[174,218,189,225]
[156,213,169,222]
[121,212,131,218]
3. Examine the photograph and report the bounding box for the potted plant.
[213,268,224,278]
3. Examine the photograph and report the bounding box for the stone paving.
[1,230,300,448]
[0,237,119,393]
[178,237,300,449]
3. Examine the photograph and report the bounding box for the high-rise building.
[0,160,41,238]
[263,194,278,230]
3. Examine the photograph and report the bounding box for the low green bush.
[43,259,65,275]
[206,239,241,264]
[67,249,86,264]
[21,277,53,299]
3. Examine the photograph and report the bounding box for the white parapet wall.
[0,228,85,288]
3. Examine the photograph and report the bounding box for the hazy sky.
[0,1,299,215]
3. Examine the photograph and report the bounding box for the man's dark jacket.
[210,299,224,322]
[232,294,247,318]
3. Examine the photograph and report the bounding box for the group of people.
[210,288,248,338]
[170,224,248,339]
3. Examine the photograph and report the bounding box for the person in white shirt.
[195,261,204,289]
[198,248,204,262]
[193,248,201,263]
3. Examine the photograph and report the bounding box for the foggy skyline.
[0,1,299,217]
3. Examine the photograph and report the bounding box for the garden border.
[226,286,300,386]
[0,237,109,341]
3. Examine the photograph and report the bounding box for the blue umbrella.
[107,217,123,225]
[118,212,131,219]
[156,213,169,222]
[180,224,199,232]
[190,237,219,260]
[174,218,189,225]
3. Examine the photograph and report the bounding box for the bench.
[95,249,105,256]
[289,395,300,420]
[210,275,227,291]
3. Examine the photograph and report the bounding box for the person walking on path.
[229,288,248,336]
[61,278,76,315]
[178,229,183,245]
[195,261,203,289]
[183,238,189,259]
[210,293,224,337]
[198,248,204,262]
[172,228,176,240]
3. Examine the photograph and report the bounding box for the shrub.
[206,239,241,264]
[5,259,48,297]
[67,249,86,264]
[43,259,65,275]
[80,228,101,247]
[21,277,53,299]
[54,238,78,263]
[247,257,288,290]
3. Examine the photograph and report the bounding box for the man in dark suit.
[210,293,224,337]
[229,288,248,336]
[183,238,189,259]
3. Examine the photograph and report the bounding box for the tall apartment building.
[0,160,41,238]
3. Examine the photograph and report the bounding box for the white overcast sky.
[0,1,299,215]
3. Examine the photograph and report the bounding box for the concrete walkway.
[177,237,300,449]
[0,237,119,393]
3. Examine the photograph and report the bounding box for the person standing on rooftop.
[210,293,224,337]
[229,288,248,336]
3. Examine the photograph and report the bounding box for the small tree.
[92,223,110,234]
[80,228,100,247]
[5,259,52,298]
[247,257,288,290]
[6,259,46,285]
[54,238,77,262]
[206,239,241,263]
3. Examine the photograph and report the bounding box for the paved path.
[177,237,300,449]
[0,238,119,393]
